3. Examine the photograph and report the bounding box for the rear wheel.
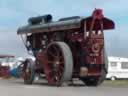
[81,69,106,86]
[23,58,35,84]
[82,78,99,86]
[45,42,73,86]
[81,49,107,86]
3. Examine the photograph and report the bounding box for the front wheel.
[22,58,35,84]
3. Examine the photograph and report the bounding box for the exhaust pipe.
[28,14,52,25]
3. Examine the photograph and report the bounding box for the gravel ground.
[0,79,128,96]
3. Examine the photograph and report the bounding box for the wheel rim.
[46,44,65,84]
[111,76,115,81]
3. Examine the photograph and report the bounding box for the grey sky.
[0,0,127,57]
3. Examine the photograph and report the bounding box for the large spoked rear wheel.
[45,42,73,86]
[23,58,35,84]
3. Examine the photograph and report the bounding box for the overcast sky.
[0,0,127,57]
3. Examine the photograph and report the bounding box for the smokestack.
[28,14,52,25]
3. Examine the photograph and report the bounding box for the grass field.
[104,80,128,86]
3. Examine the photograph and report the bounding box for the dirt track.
[0,79,128,96]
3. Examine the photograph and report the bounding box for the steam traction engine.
[17,9,115,86]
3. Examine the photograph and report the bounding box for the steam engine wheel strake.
[44,42,73,86]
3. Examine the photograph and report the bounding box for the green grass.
[103,80,128,86]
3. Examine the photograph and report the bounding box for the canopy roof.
[0,55,15,58]
[17,9,115,35]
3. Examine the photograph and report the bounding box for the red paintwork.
[19,9,115,84]
[0,64,10,78]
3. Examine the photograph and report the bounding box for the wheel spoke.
[59,65,64,72]
[48,48,63,61]
[48,50,57,58]
[57,70,63,78]
[47,60,54,64]
[53,45,62,57]
[52,46,58,53]
[59,61,64,64]
[54,72,61,82]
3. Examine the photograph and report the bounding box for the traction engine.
[17,9,115,86]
